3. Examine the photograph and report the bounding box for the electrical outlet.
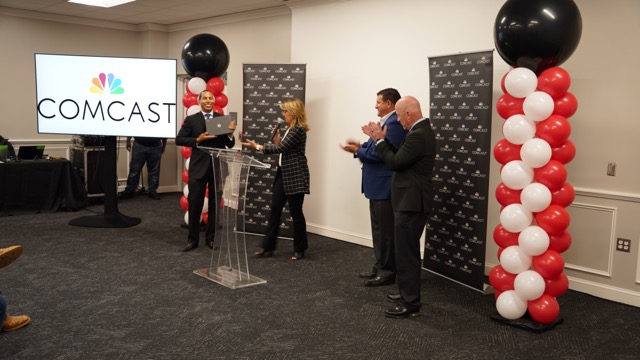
[607,162,616,176]
[616,238,631,253]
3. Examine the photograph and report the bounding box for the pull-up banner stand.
[240,64,307,237]
[424,50,494,292]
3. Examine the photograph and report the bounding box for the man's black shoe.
[384,305,420,319]
[364,276,394,287]
[118,191,134,200]
[386,294,403,303]
[183,242,198,252]
[359,271,376,279]
[148,193,161,200]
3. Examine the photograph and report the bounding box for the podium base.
[69,213,141,228]
[193,266,267,289]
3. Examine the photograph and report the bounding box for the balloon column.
[491,0,581,325]
[179,34,230,226]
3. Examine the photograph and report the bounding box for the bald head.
[395,96,424,130]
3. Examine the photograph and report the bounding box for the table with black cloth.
[0,159,87,215]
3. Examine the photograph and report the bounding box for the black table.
[0,159,87,215]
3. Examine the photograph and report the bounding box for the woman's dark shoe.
[291,252,304,261]
[254,249,273,258]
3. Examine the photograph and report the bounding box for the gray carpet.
[1,192,639,359]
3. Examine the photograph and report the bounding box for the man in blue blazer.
[176,90,236,252]
[363,96,436,319]
[341,88,408,287]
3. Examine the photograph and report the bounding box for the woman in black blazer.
[242,98,310,260]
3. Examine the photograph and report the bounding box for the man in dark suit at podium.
[176,90,236,252]
[362,96,436,319]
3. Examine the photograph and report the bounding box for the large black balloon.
[494,0,582,74]
[181,33,230,80]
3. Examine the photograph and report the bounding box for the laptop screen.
[18,145,45,160]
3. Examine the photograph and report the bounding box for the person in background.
[340,88,407,287]
[241,98,311,261]
[0,245,31,332]
[176,90,236,252]
[119,137,167,200]
[362,96,436,319]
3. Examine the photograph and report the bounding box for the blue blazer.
[355,112,408,200]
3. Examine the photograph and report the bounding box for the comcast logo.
[90,73,124,94]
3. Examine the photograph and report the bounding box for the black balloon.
[494,0,582,74]
[181,33,230,80]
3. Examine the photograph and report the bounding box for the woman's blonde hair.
[280,98,310,132]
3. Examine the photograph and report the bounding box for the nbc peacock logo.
[90,73,124,94]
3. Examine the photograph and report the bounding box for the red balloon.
[532,249,565,279]
[551,182,575,207]
[496,182,522,207]
[528,294,560,324]
[180,146,192,159]
[544,273,569,297]
[537,67,571,98]
[493,224,519,248]
[551,139,576,164]
[494,290,503,301]
[179,196,189,211]
[548,231,572,253]
[535,204,570,236]
[493,139,522,165]
[202,211,209,224]
[489,265,516,292]
[215,93,229,108]
[497,247,504,259]
[182,169,189,184]
[553,91,578,118]
[496,93,524,120]
[182,92,198,108]
[536,115,571,147]
[500,71,508,93]
[213,105,225,115]
[206,77,225,95]
[534,160,567,192]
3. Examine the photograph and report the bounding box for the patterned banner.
[240,64,307,237]
[424,51,493,291]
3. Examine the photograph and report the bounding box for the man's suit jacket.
[176,112,235,180]
[263,125,310,195]
[355,112,408,200]
[375,119,436,213]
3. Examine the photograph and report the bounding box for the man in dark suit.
[362,96,436,319]
[176,90,236,252]
[341,88,408,287]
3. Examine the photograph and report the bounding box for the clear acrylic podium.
[193,146,270,289]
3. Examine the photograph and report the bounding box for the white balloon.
[520,183,552,213]
[500,160,534,190]
[187,77,206,95]
[500,204,533,233]
[500,245,533,274]
[187,105,201,116]
[503,114,536,145]
[183,185,189,197]
[185,158,190,171]
[202,197,209,214]
[520,138,552,168]
[496,290,528,320]
[523,91,554,122]
[184,211,189,225]
[518,225,550,256]
[504,68,537,98]
[514,270,546,301]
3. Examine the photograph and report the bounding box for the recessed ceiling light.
[68,0,135,8]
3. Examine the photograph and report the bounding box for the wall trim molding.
[575,187,640,203]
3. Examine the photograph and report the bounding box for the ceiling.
[0,0,330,26]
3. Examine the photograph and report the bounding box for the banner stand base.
[491,312,564,333]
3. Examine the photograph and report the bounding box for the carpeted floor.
[1,192,639,359]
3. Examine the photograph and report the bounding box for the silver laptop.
[206,112,236,136]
